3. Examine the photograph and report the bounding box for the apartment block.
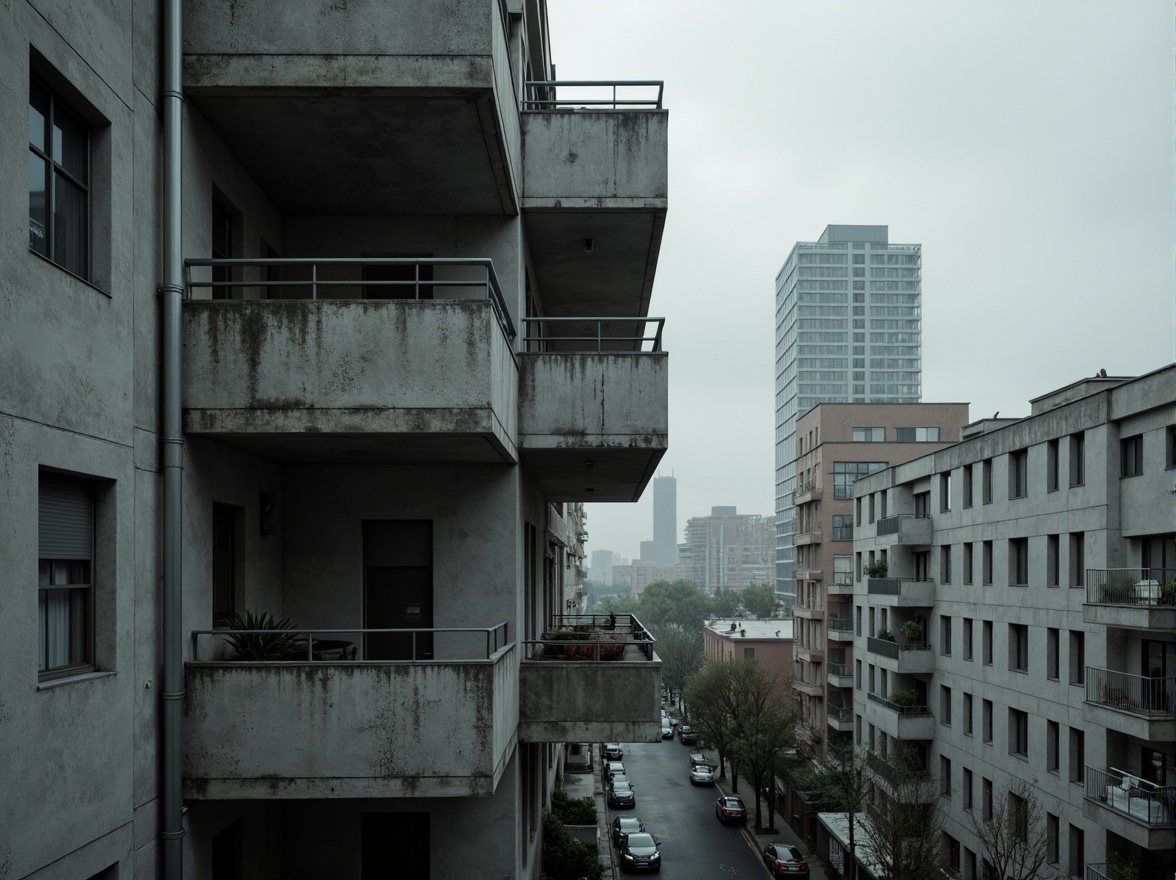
[775,224,923,606]
[790,402,969,764]
[3,2,667,877]
[681,508,775,592]
[851,366,1176,879]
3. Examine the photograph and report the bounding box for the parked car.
[608,780,636,808]
[660,722,673,739]
[667,714,679,728]
[617,832,661,873]
[715,795,747,825]
[604,760,626,782]
[604,742,624,760]
[688,751,709,769]
[762,843,809,877]
[678,725,698,745]
[689,764,715,785]
[611,816,646,847]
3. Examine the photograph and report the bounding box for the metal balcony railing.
[1085,568,1176,606]
[829,705,853,722]
[522,80,664,111]
[868,578,902,595]
[190,623,509,663]
[183,257,517,340]
[523,613,656,661]
[868,691,932,716]
[1085,667,1176,716]
[827,662,849,677]
[828,617,853,633]
[866,749,930,787]
[877,513,930,535]
[521,317,665,353]
[1085,865,1112,880]
[1085,766,1176,827]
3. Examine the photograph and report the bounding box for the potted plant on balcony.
[876,627,896,642]
[900,620,924,643]
[224,610,307,661]
[540,626,624,661]
[863,560,888,578]
[890,688,919,707]
[1099,574,1135,604]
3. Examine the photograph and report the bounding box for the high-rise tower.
[774,225,922,604]
[652,475,678,565]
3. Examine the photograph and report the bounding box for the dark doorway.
[363,257,433,300]
[211,819,244,880]
[362,812,429,879]
[364,521,433,660]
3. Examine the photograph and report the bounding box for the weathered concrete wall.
[522,111,669,208]
[184,649,517,798]
[518,659,662,743]
[182,299,518,453]
[518,353,668,448]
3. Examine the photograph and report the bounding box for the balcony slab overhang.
[518,653,662,743]
[1083,798,1175,851]
[518,352,667,501]
[1082,701,1176,742]
[795,680,823,697]
[182,300,517,463]
[182,0,519,215]
[521,110,667,318]
[184,650,517,799]
[1083,603,1176,631]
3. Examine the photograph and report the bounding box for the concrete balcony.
[183,0,521,215]
[794,528,822,547]
[866,692,935,741]
[797,567,823,582]
[1083,569,1176,631]
[828,618,854,642]
[521,83,668,318]
[518,615,661,743]
[866,577,935,607]
[795,643,825,662]
[183,264,519,464]
[827,663,854,689]
[791,603,823,620]
[1083,766,1176,851]
[792,480,821,505]
[184,626,516,799]
[796,723,822,748]
[827,579,855,596]
[517,322,668,501]
[867,638,936,675]
[875,514,933,547]
[1082,667,1176,741]
[828,705,854,733]
[795,677,824,697]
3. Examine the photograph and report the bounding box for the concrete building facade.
[790,402,970,763]
[851,366,1176,879]
[681,508,775,593]
[2,2,667,878]
[775,225,922,606]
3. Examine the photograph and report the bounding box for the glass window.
[38,474,94,675]
[896,427,940,442]
[1010,449,1028,498]
[832,461,887,500]
[1121,435,1143,477]
[29,77,91,278]
[832,516,854,542]
[853,427,885,442]
[1009,623,1029,672]
[1069,432,1085,486]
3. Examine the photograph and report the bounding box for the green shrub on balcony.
[863,560,888,578]
[900,620,924,642]
[224,610,306,661]
[1099,575,1135,604]
[889,689,919,707]
[876,628,896,642]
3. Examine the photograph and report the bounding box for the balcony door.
[363,521,433,660]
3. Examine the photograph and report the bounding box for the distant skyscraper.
[773,225,922,605]
[590,549,616,586]
[652,475,677,565]
[680,507,774,592]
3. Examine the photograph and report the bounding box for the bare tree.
[861,749,944,880]
[727,669,797,829]
[969,777,1055,880]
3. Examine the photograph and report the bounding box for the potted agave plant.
[224,610,307,660]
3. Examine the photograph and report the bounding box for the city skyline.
[551,1,1174,562]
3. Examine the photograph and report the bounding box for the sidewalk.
[701,747,833,880]
[561,745,616,877]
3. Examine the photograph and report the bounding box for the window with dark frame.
[962,463,973,508]
[29,76,90,279]
[1069,432,1085,486]
[1121,435,1143,477]
[1009,537,1028,586]
[1009,449,1028,498]
[1009,708,1028,757]
[38,473,94,676]
[982,459,992,504]
[1009,623,1029,673]
[1046,439,1059,492]
[212,504,242,625]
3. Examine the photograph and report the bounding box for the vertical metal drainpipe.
[160,0,185,877]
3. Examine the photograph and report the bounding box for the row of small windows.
[852,426,941,443]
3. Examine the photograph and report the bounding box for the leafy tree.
[739,582,779,619]
[711,587,741,617]
[969,777,1053,880]
[637,579,714,634]
[656,624,704,707]
[728,682,799,830]
[683,661,743,786]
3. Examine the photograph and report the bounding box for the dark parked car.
[604,742,624,760]
[689,764,715,785]
[617,832,661,873]
[715,795,747,825]
[611,816,646,847]
[608,780,636,808]
[762,843,809,877]
[604,760,626,782]
[678,725,698,745]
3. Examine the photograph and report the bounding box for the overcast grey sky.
[548,0,1176,564]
